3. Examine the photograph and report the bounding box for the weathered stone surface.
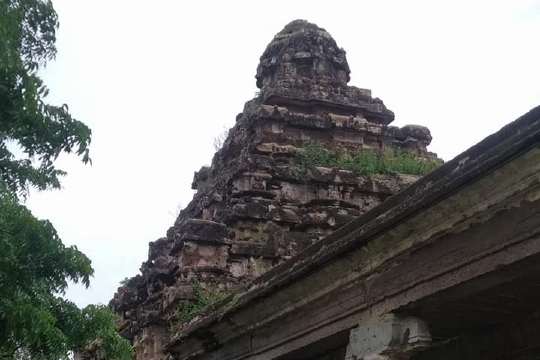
[166,106,540,360]
[256,20,394,125]
[108,19,440,360]
[171,219,229,247]
[345,314,432,360]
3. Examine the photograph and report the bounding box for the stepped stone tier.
[110,20,440,360]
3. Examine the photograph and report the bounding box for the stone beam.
[345,314,431,360]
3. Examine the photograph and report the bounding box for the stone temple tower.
[110,20,440,360]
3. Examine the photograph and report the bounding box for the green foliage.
[296,143,442,176]
[0,2,131,359]
[175,281,229,324]
[0,195,132,360]
[77,305,133,360]
[0,0,91,198]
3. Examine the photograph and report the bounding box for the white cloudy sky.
[25,0,540,307]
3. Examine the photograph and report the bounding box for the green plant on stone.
[295,143,442,176]
[175,281,229,325]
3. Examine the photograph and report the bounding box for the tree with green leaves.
[0,1,132,359]
[1,0,91,198]
[0,194,132,360]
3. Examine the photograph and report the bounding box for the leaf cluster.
[1,2,131,359]
[0,195,132,360]
[0,0,91,198]
[296,143,442,176]
[0,193,89,359]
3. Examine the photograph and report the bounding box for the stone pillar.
[134,325,168,360]
[345,314,431,360]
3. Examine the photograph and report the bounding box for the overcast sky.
[25,0,540,308]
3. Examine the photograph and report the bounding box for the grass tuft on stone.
[175,281,229,325]
[296,143,442,176]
